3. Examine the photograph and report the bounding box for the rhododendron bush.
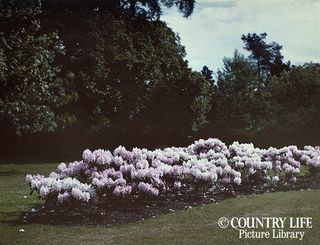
[26,138,320,207]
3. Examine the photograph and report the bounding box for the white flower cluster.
[26,174,94,203]
[301,146,320,168]
[26,138,320,205]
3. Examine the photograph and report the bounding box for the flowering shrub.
[26,138,320,206]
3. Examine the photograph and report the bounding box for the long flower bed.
[26,138,320,206]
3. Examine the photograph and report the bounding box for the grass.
[0,163,320,245]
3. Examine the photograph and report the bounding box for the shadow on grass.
[10,192,235,227]
[5,175,320,227]
[0,203,43,226]
[0,211,25,226]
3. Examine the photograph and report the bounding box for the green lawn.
[0,163,319,245]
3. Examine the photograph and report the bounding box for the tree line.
[0,0,319,160]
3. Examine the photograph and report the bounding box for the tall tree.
[0,0,206,145]
[0,0,76,135]
[258,63,320,143]
[213,50,260,131]
[3,0,195,20]
[201,65,215,85]
[241,33,290,78]
[38,6,211,140]
[143,70,212,140]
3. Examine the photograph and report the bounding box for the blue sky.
[161,0,320,71]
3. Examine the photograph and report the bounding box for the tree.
[258,63,320,144]
[9,0,195,20]
[241,33,290,78]
[0,0,198,135]
[143,70,212,141]
[0,0,76,135]
[213,50,261,132]
[0,0,208,147]
[201,65,215,85]
[36,6,211,142]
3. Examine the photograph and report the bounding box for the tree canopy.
[1,0,319,160]
[1,0,195,19]
[0,0,211,143]
[241,33,291,78]
[0,0,76,135]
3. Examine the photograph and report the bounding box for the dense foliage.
[261,64,320,141]
[241,32,291,78]
[0,0,319,160]
[1,0,195,20]
[0,0,211,142]
[26,138,320,206]
[44,10,212,135]
[203,48,319,146]
[0,0,76,135]
[40,0,195,20]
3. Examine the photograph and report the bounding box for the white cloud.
[161,0,320,71]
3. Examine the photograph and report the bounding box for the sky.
[161,0,320,72]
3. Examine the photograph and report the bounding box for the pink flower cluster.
[26,138,320,205]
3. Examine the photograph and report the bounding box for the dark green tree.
[143,70,212,140]
[0,0,76,135]
[22,0,195,20]
[213,50,261,134]
[0,0,199,138]
[241,33,291,78]
[201,65,215,85]
[259,63,320,144]
[36,7,211,141]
